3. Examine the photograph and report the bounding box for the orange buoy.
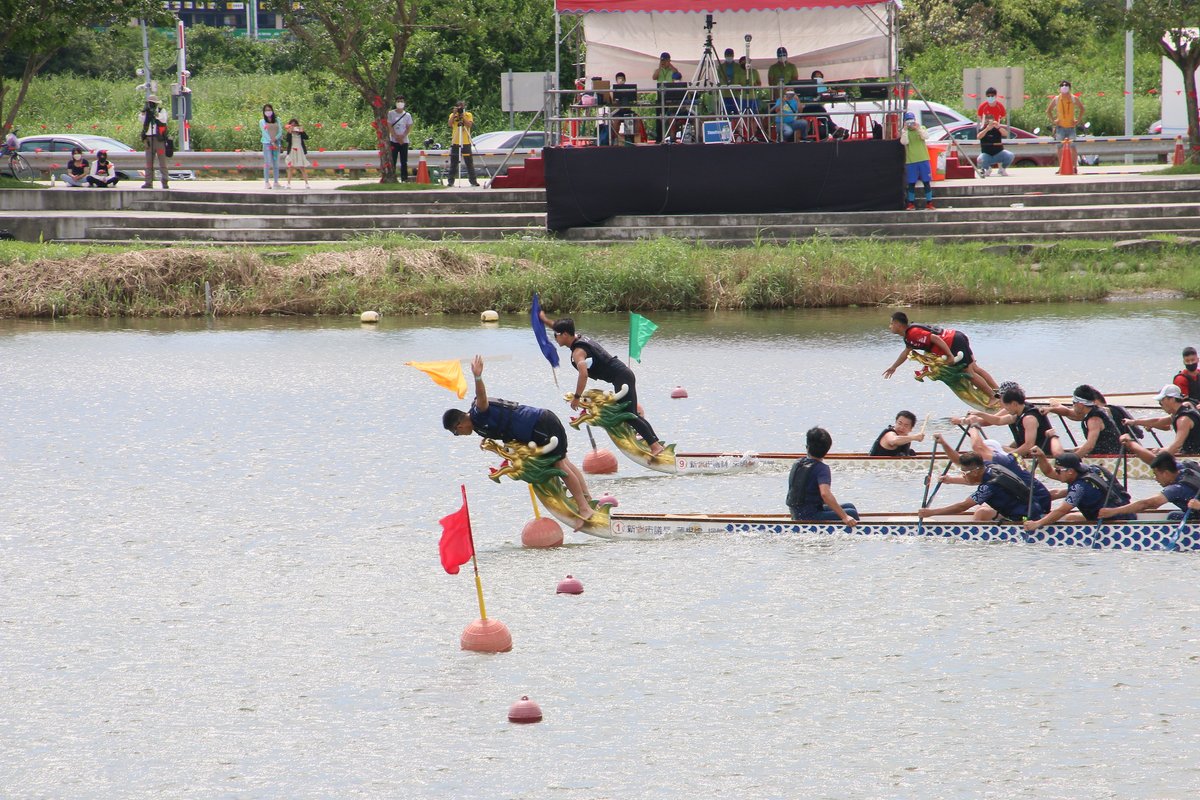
[670,386,689,399]
[508,695,543,723]
[521,517,563,548]
[583,448,618,474]
[556,574,584,594]
[461,618,513,653]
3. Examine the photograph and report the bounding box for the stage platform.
[543,140,904,231]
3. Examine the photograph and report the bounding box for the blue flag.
[531,293,559,368]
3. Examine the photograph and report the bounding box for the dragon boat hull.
[672,451,1157,480]
[606,511,1198,550]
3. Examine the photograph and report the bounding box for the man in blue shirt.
[1024,451,1131,532]
[443,355,593,524]
[786,427,859,525]
[1099,449,1200,521]
[919,448,1050,522]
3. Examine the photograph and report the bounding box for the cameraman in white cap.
[137,94,170,189]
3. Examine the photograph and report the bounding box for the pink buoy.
[556,574,584,594]
[508,695,543,724]
[522,517,564,548]
[595,493,618,508]
[461,618,513,653]
[670,386,688,399]
[637,403,645,416]
[583,448,619,474]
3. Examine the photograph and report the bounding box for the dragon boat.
[604,511,1200,551]
[907,351,1000,412]
[670,451,1157,480]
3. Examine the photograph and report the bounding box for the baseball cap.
[776,47,787,57]
[982,439,1006,458]
[1054,453,1084,472]
[146,94,159,104]
[903,111,916,121]
[660,52,671,60]
[724,48,735,57]
[1155,383,1184,401]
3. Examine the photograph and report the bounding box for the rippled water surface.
[3,304,1200,798]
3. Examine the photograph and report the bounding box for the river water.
[3,303,1200,799]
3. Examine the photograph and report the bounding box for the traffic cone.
[415,150,430,184]
[1057,138,1077,176]
[1173,135,1186,166]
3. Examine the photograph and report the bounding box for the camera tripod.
[663,15,739,144]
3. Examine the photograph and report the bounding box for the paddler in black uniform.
[539,311,666,456]
[869,410,925,456]
[1045,384,1122,456]
[962,383,1063,457]
[1125,383,1200,456]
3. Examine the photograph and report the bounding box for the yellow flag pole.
[461,485,487,620]
[528,484,541,519]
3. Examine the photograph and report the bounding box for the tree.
[1100,0,1200,161]
[272,0,419,183]
[0,0,168,134]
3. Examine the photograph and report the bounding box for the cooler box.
[927,142,947,181]
[702,120,733,144]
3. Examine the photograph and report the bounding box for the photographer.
[447,100,479,187]
[137,94,170,189]
[975,114,1013,178]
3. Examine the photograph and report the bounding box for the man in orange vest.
[1045,79,1085,141]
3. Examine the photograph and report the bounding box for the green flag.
[629,313,659,363]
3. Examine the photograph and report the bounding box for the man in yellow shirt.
[1045,80,1085,141]
[447,100,479,187]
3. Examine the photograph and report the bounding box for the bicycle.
[4,150,34,183]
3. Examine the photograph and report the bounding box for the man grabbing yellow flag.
[407,359,467,399]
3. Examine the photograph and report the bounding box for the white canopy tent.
[554,0,899,86]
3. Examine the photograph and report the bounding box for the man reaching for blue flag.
[538,307,666,456]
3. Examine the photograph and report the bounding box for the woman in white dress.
[284,118,311,189]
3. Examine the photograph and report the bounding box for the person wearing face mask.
[767,47,798,101]
[387,96,413,181]
[62,148,89,187]
[652,52,680,143]
[1173,347,1200,403]
[1046,80,1085,141]
[717,48,747,116]
[260,104,283,189]
[976,87,1007,125]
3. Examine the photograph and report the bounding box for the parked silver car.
[17,134,195,180]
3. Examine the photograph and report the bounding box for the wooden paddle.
[924,425,971,507]
[917,438,939,534]
[1167,483,1200,551]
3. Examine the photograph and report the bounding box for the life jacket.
[468,398,540,442]
[1010,404,1055,449]
[1078,464,1131,507]
[786,457,815,510]
[571,334,628,385]
[1177,461,1200,495]
[1176,369,1200,403]
[1172,402,1200,455]
[984,461,1032,507]
[1080,407,1121,455]
[869,426,914,456]
[1107,404,1143,440]
[904,323,955,352]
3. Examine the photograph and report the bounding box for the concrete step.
[82,226,543,243]
[566,228,1200,246]
[77,212,545,231]
[931,188,1200,209]
[126,199,547,216]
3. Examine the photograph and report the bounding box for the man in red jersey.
[883,311,1000,396]
[1171,346,1200,403]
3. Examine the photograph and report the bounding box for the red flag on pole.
[439,486,475,575]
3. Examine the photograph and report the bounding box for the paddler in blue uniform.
[1099,446,1200,521]
[539,310,666,456]
[1024,450,1132,531]
[919,425,1050,522]
[443,355,594,525]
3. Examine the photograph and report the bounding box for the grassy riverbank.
[0,235,1197,318]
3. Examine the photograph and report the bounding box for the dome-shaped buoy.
[556,574,584,594]
[583,448,619,474]
[670,386,688,399]
[359,310,380,323]
[461,618,513,653]
[595,493,618,508]
[480,309,499,322]
[508,695,543,724]
[522,517,564,548]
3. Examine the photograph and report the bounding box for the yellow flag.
[407,359,467,399]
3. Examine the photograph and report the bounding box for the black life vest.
[1079,464,1131,506]
[1010,404,1054,449]
[1177,462,1200,494]
[907,322,945,337]
[786,457,815,509]
[1107,404,1143,440]
[984,462,1032,507]
[1080,407,1121,455]
[1176,370,1200,403]
[869,426,914,456]
[571,334,628,385]
[1172,402,1200,455]
[468,398,535,441]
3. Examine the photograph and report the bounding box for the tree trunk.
[1161,37,1200,164]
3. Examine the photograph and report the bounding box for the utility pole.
[139,20,154,100]
[1125,0,1134,163]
